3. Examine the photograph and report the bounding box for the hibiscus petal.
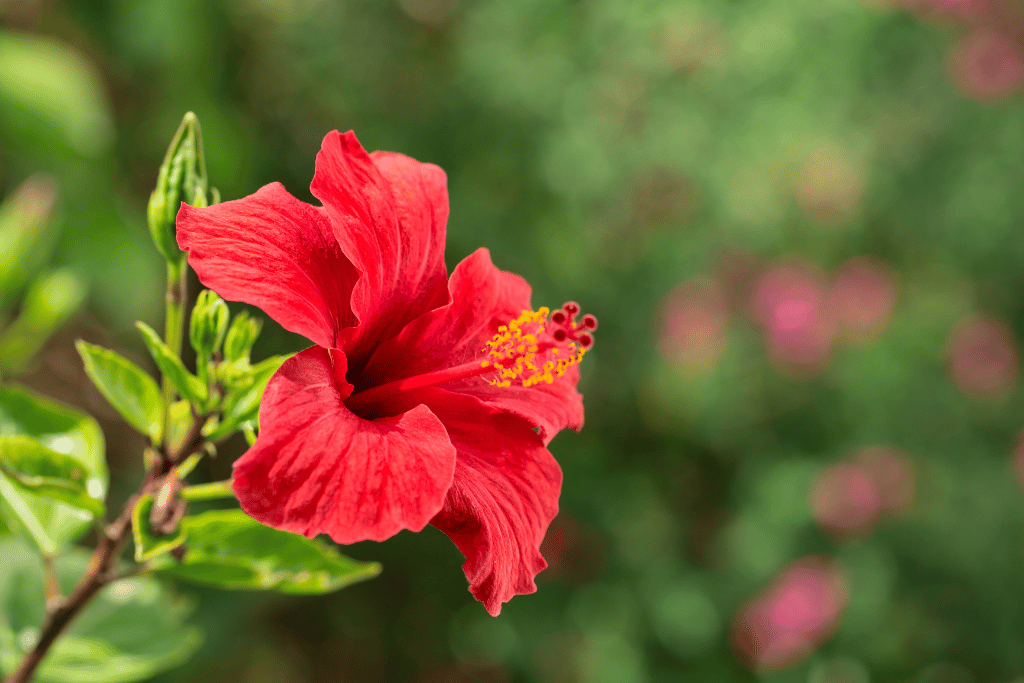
[310,131,449,362]
[361,248,584,442]
[176,182,359,349]
[232,346,457,544]
[421,389,562,616]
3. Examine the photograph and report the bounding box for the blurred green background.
[5,0,1024,681]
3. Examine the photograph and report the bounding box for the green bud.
[147,112,209,264]
[223,311,262,365]
[0,269,86,374]
[190,289,229,358]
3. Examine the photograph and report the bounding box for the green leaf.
[166,400,196,457]
[0,436,104,517]
[76,341,163,442]
[154,509,381,594]
[207,355,288,440]
[0,176,58,309]
[0,537,201,683]
[0,269,87,375]
[135,322,207,407]
[0,32,114,159]
[130,494,186,562]
[0,386,106,551]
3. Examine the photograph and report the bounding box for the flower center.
[344,302,596,414]
[482,302,595,387]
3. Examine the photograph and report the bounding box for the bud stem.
[162,259,187,448]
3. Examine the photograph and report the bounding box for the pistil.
[344,360,491,413]
[343,302,597,415]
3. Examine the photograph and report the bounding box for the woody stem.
[3,420,213,683]
[4,260,198,683]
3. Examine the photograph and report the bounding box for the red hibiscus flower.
[175,131,594,615]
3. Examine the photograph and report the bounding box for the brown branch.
[4,413,212,683]
[3,490,139,683]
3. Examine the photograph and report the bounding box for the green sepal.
[152,509,381,594]
[146,112,208,264]
[131,494,186,562]
[0,436,104,517]
[76,340,163,443]
[136,322,207,407]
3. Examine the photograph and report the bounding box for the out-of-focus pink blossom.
[795,148,864,226]
[947,315,1019,399]
[397,0,459,26]
[950,26,1024,100]
[855,446,916,515]
[811,463,883,538]
[811,446,916,540]
[751,262,834,375]
[904,0,989,21]
[828,257,897,344]
[732,557,849,671]
[1012,429,1024,491]
[659,277,729,371]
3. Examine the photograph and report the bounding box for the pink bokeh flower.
[811,446,915,540]
[950,26,1024,100]
[811,463,883,538]
[947,315,1018,399]
[751,262,834,375]
[855,446,916,515]
[658,277,729,371]
[828,256,897,344]
[1011,429,1024,491]
[908,0,989,21]
[732,557,849,671]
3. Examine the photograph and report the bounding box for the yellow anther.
[482,307,588,388]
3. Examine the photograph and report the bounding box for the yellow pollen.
[482,307,588,388]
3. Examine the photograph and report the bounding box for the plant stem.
[3,423,207,683]
[179,479,234,501]
[3,259,195,683]
[161,259,187,451]
[3,490,138,683]
[41,554,61,612]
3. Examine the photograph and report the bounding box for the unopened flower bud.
[223,311,262,364]
[190,289,229,358]
[147,112,208,264]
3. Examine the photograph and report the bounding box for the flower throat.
[344,302,596,414]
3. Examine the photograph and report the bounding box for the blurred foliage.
[5,0,1024,682]
[0,537,201,683]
